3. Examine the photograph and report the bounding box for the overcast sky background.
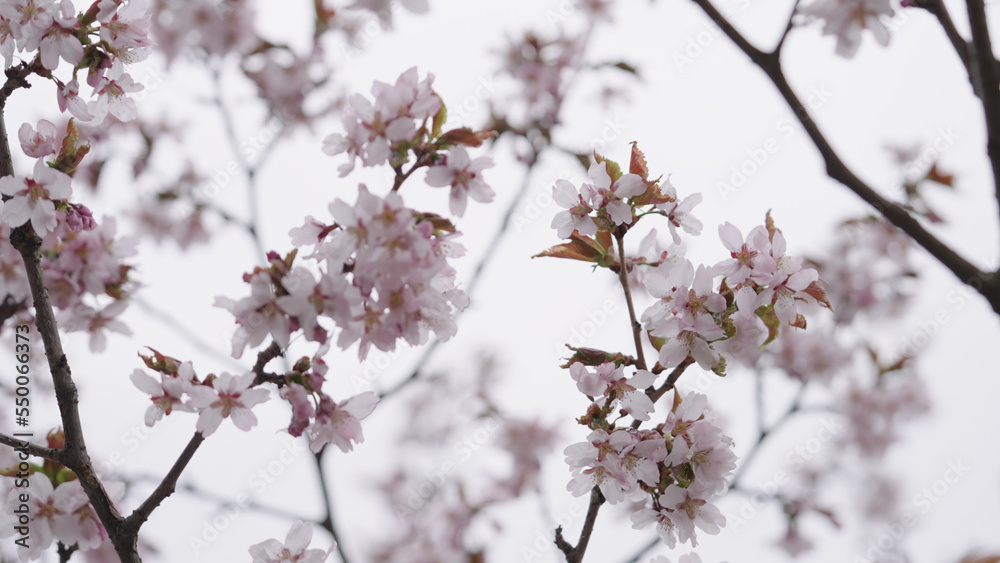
[5,0,1000,562]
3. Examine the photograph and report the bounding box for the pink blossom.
[322,68,441,176]
[586,160,645,226]
[2,475,84,560]
[657,485,726,547]
[38,0,82,70]
[97,0,153,63]
[551,178,597,239]
[715,222,776,287]
[424,146,495,217]
[0,17,16,67]
[18,119,58,157]
[249,520,334,563]
[280,383,316,437]
[56,79,94,121]
[0,158,73,235]
[215,271,291,358]
[88,61,142,122]
[307,391,379,452]
[0,0,55,50]
[60,300,132,352]
[130,362,195,426]
[187,372,270,437]
[656,178,703,244]
[799,0,893,58]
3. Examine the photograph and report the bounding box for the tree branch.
[312,449,351,563]
[965,0,1000,234]
[690,0,1000,313]
[556,486,605,563]
[615,230,647,371]
[125,432,205,535]
[0,433,63,463]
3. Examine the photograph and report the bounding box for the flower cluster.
[0,431,125,561]
[563,385,735,548]
[0,203,137,351]
[218,186,468,361]
[546,147,830,375]
[1,0,152,121]
[130,350,269,437]
[323,67,442,177]
[279,353,379,453]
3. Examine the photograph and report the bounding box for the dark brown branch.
[56,542,77,563]
[252,340,284,385]
[312,449,351,563]
[614,231,647,371]
[773,0,801,56]
[965,0,1000,233]
[125,433,205,535]
[0,295,26,326]
[8,224,136,561]
[632,358,695,431]
[690,0,1000,314]
[921,0,971,71]
[0,433,63,463]
[556,486,605,563]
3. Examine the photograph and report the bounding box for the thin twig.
[965,0,1000,238]
[125,433,206,535]
[614,230,647,371]
[729,382,806,489]
[0,433,63,463]
[555,486,605,563]
[125,473,313,523]
[773,0,801,56]
[689,0,1000,313]
[312,449,351,563]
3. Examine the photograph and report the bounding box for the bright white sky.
[5,0,1000,562]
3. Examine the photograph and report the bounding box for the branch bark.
[690,0,1000,314]
[965,0,1000,235]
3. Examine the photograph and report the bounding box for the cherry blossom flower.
[215,271,291,359]
[0,17,16,67]
[60,300,132,352]
[799,0,893,58]
[249,520,334,563]
[88,61,142,122]
[97,0,153,63]
[424,146,495,217]
[0,158,73,235]
[38,0,82,70]
[587,160,645,226]
[56,79,94,121]
[322,68,441,176]
[715,222,776,287]
[307,391,379,452]
[651,314,724,370]
[187,372,270,437]
[280,383,316,437]
[551,178,597,238]
[130,362,196,426]
[18,119,58,157]
[0,0,56,50]
[657,178,703,244]
[656,485,726,547]
[2,475,85,560]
